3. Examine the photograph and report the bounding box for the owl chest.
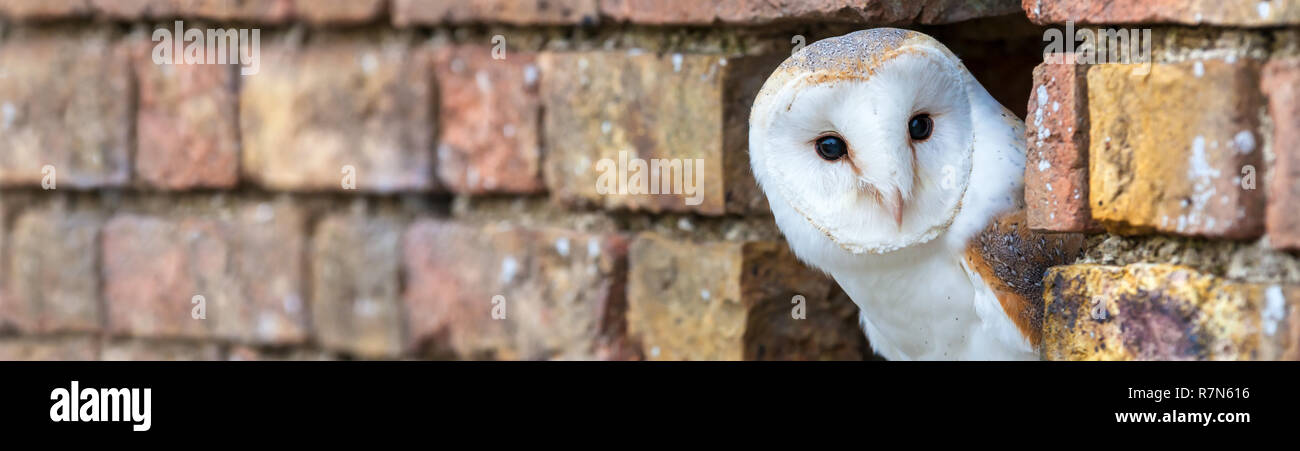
[834,255,1015,360]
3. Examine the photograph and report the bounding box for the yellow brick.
[1087,61,1265,239]
[1044,264,1300,360]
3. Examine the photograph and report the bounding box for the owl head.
[749,28,978,261]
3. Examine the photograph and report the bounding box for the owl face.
[749,29,975,256]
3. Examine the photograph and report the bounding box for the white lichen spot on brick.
[601,121,612,135]
[257,312,280,339]
[361,53,378,74]
[700,289,710,301]
[1259,1,1272,19]
[672,53,683,72]
[254,202,274,223]
[523,64,539,87]
[1262,285,1286,336]
[677,217,694,231]
[1033,85,1050,148]
[587,238,600,258]
[475,71,492,93]
[437,143,452,163]
[575,156,590,175]
[1183,135,1221,231]
[353,298,379,317]
[1052,101,1060,112]
[500,255,519,283]
[1,102,15,130]
[1037,156,1051,172]
[1233,130,1255,154]
[1193,61,1204,77]
[555,237,570,257]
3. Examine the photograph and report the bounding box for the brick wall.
[0,1,1294,361]
[1025,1,1300,360]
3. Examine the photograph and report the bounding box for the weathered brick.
[1087,61,1265,239]
[1025,57,1100,233]
[601,0,1020,25]
[0,28,131,188]
[0,0,92,20]
[133,40,239,190]
[0,195,6,331]
[294,0,386,24]
[393,0,598,26]
[2,206,102,333]
[1044,264,1300,360]
[240,33,435,193]
[627,233,867,360]
[89,0,292,22]
[432,45,544,194]
[404,220,636,360]
[1024,0,1300,26]
[226,345,336,361]
[102,202,307,343]
[310,213,405,358]
[101,339,222,361]
[103,214,238,339]
[232,200,309,344]
[1263,59,1300,250]
[540,51,782,215]
[0,337,99,361]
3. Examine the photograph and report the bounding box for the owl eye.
[908,114,933,141]
[814,135,848,161]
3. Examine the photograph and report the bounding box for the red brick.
[89,0,292,22]
[132,39,239,190]
[1088,61,1266,239]
[626,233,868,360]
[1264,58,1300,250]
[0,0,92,20]
[540,51,782,215]
[0,337,99,361]
[0,28,131,188]
[432,45,544,194]
[393,0,598,26]
[2,207,102,333]
[1025,56,1100,233]
[102,202,307,343]
[310,213,405,358]
[240,33,436,192]
[293,0,386,24]
[1024,0,1300,26]
[600,0,1019,25]
[103,214,236,339]
[404,220,636,360]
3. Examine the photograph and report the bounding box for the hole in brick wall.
[921,15,1047,119]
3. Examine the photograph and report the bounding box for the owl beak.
[888,189,905,230]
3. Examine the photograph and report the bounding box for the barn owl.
[748,28,1083,360]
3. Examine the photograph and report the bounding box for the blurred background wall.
[0,0,1296,360]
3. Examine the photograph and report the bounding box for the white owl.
[748,28,1083,360]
